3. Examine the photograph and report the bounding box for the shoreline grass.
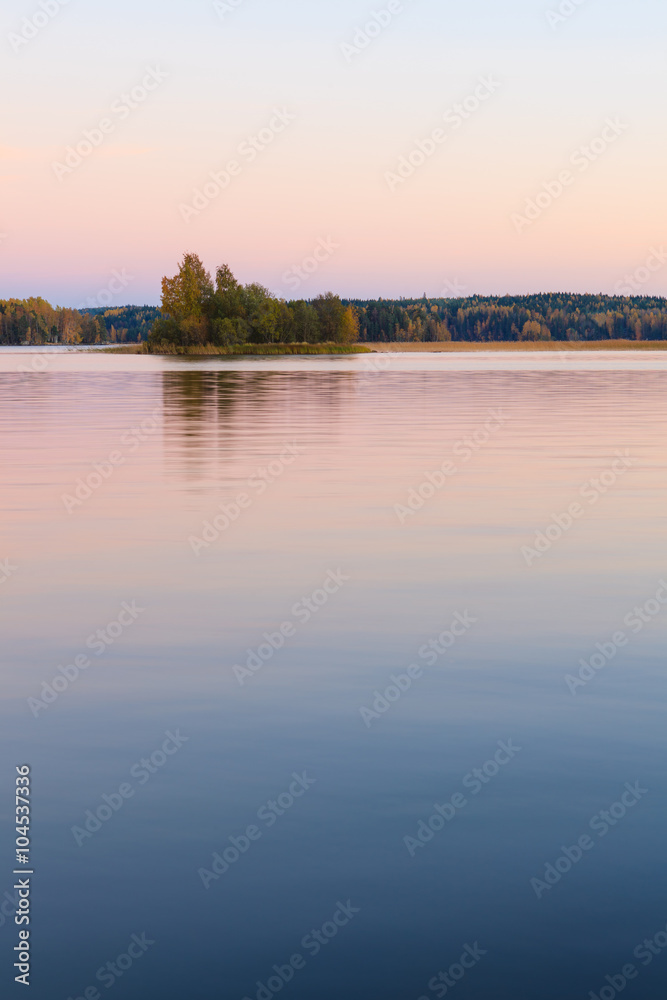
[101,342,372,356]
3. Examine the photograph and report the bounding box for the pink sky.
[1,0,665,305]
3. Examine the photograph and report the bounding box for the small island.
[142,254,367,355]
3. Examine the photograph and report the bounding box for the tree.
[519,320,550,341]
[212,317,243,347]
[312,293,346,342]
[161,253,213,321]
[289,301,321,343]
[338,305,360,345]
[215,264,239,294]
[79,314,97,343]
[241,283,281,343]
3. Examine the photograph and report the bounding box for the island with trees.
[146,254,364,354]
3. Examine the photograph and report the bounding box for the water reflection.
[160,370,354,490]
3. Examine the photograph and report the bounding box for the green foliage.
[288,301,320,343]
[150,254,360,349]
[161,252,214,321]
[312,292,346,342]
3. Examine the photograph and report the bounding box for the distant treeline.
[5,290,667,348]
[0,299,161,345]
[80,306,162,344]
[346,294,667,343]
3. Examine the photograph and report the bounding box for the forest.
[348,293,667,343]
[0,299,160,345]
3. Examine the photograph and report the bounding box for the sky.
[1,0,666,306]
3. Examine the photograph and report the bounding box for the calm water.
[1,351,666,1000]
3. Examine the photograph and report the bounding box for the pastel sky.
[1,0,666,306]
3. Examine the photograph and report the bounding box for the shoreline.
[102,339,667,356]
[368,340,667,352]
[5,339,667,356]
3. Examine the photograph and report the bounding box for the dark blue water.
[1,355,666,1000]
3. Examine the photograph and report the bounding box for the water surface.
[1,352,666,1000]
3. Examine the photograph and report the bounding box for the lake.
[1,350,666,1000]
